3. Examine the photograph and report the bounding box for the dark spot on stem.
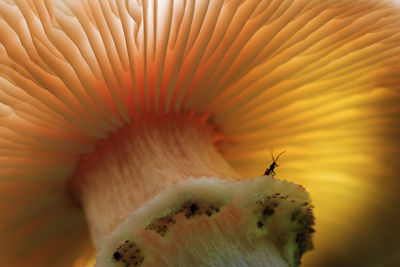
[263,207,274,216]
[113,240,144,266]
[113,252,122,261]
[190,203,198,214]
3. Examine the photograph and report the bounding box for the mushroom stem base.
[96,177,314,267]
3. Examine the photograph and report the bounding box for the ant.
[264,151,286,177]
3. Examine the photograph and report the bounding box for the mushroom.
[0,0,399,266]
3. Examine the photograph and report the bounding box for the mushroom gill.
[0,0,399,266]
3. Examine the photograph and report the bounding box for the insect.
[264,151,286,177]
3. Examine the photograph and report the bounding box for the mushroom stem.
[72,114,239,247]
[70,115,314,267]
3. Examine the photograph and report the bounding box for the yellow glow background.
[220,66,400,266]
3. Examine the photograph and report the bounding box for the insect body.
[264,151,286,177]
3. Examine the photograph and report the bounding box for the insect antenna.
[274,151,286,162]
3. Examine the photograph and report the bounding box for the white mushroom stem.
[71,115,314,267]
